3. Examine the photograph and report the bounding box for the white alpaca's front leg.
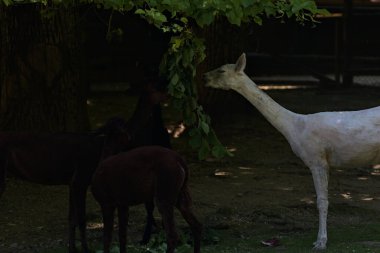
[310,165,329,250]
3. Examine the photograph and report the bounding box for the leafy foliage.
[159,28,230,159]
[0,0,328,159]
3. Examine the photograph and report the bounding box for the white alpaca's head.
[204,53,247,90]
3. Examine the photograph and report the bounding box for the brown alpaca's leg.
[118,206,129,253]
[141,200,155,245]
[177,194,202,253]
[102,204,115,253]
[157,202,179,253]
[73,184,89,253]
[0,159,5,198]
[70,175,90,253]
[68,185,78,253]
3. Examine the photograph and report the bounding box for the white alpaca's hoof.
[312,240,327,251]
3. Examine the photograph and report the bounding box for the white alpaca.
[204,53,380,250]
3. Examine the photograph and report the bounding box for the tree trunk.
[0,4,89,132]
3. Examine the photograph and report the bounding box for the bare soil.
[2,86,380,252]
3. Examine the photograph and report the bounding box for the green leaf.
[170,73,179,86]
[189,134,202,148]
[189,128,201,137]
[182,48,194,67]
[198,141,210,160]
[180,17,188,24]
[135,8,146,15]
[195,10,215,26]
[211,145,226,159]
[2,0,12,5]
[110,246,120,253]
[241,0,253,8]
[171,37,183,51]
[200,121,209,134]
[208,130,219,145]
[253,15,262,25]
[226,8,243,25]
[291,0,316,13]
[315,8,330,16]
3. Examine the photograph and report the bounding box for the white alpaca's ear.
[235,53,246,72]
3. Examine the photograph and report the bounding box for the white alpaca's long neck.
[233,76,300,138]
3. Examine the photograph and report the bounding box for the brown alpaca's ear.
[235,53,246,72]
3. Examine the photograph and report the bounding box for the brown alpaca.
[91,146,202,253]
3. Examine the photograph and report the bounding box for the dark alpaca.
[91,146,202,253]
[125,79,171,150]
[0,132,104,253]
[0,83,170,253]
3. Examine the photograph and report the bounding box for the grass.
[40,223,380,253]
[202,224,380,253]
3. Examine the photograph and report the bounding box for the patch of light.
[278,187,293,191]
[316,13,342,18]
[372,164,380,175]
[341,192,352,200]
[258,84,317,90]
[300,197,314,204]
[214,170,232,177]
[357,177,368,181]
[239,167,254,175]
[86,99,93,106]
[167,123,186,138]
[228,147,237,152]
[361,197,374,201]
[87,222,103,229]
[238,166,253,170]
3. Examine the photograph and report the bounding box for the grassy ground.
[2,86,380,253]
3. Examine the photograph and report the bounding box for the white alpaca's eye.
[217,70,225,73]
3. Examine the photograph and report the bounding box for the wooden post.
[343,0,353,86]
[334,15,342,84]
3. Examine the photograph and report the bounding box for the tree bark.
[0,4,89,132]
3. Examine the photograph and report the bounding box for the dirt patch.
[2,86,380,252]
